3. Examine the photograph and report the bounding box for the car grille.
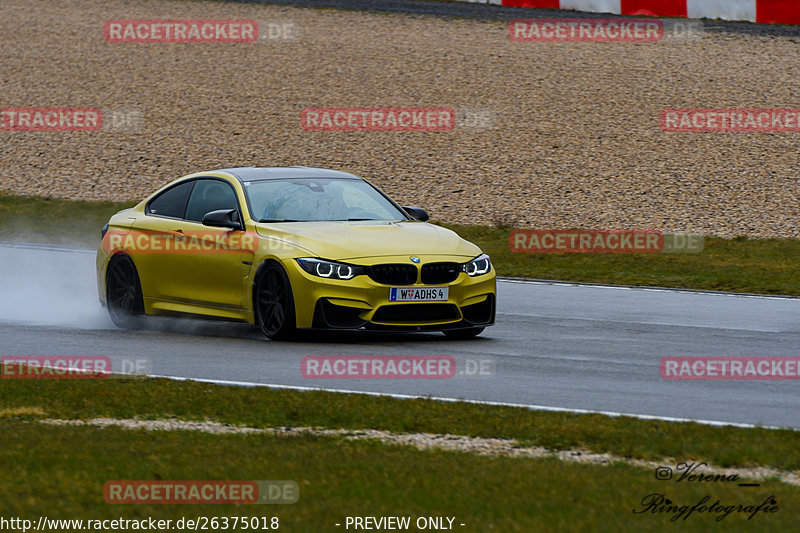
[372,303,460,323]
[421,262,461,284]
[367,264,418,285]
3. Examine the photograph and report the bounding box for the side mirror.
[402,206,430,222]
[202,209,243,230]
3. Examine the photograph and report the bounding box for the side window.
[185,179,239,223]
[147,180,195,218]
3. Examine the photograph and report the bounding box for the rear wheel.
[443,327,484,339]
[106,255,144,329]
[255,262,296,340]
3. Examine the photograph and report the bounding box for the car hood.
[254,220,481,261]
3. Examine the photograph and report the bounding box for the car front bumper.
[282,255,496,330]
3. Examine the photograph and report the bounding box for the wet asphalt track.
[1,242,798,429]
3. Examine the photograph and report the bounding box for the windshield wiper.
[259,218,300,223]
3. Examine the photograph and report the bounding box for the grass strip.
[1,419,798,531]
[0,193,132,248]
[2,420,798,531]
[1,376,798,471]
[442,223,800,296]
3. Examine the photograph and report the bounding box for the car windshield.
[244,178,408,222]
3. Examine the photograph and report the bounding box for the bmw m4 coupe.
[97,167,496,339]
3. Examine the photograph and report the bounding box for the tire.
[254,261,297,340]
[106,254,144,329]
[442,327,484,339]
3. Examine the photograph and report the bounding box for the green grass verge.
[2,192,799,294]
[1,377,799,471]
[441,223,800,296]
[0,193,133,247]
[1,379,799,531]
[2,421,798,532]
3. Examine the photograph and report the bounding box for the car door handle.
[169,229,186,239]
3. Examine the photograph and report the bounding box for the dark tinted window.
[185,179,239,222]
[147,180,195,218]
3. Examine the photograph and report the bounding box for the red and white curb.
[458,0,800,25]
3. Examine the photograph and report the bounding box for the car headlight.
[296,258,364,280]
[462,254,491,277]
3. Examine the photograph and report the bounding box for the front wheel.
[254,262,297,340]
[106,255,144,329]
[442,327,485,339]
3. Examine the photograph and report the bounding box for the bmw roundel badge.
[410,256,421,263]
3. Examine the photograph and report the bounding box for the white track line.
[149,373,792,431]
[0,241,95,254]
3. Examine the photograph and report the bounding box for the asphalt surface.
[1,242,799,429]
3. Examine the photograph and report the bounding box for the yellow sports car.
[96,167,496,340]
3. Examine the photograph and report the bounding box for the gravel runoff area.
[2,0,800,237]
[42,417,800,486]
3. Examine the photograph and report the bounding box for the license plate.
[389,287,449,302]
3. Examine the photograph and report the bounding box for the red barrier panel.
[757,0,800,25]
[621,0,686,18]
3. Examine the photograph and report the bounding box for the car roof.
[216,166,361,182]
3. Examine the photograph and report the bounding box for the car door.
[133,179,196,303]
[168,178,251,311]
